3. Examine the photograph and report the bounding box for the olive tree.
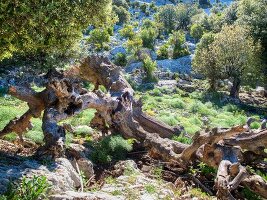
[193,25,261,97]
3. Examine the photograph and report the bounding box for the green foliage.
[126,37,143,55]
[112,0,129,9]
[91,135,133,164]
[1,175,50,200]
[152,166,163,180]
[157,43,170,60]
[169,31,189,59]
[114,53,127,67]
[197,162,216,176]
[139,28,158,50]
[144,184,156,194]
[237,0,267,87]
[139,87,256,135]
[242,187,261,200]
[193,25,261,96]
[140,3,147,13]
[155,5,178,33]
[190,24,204,41]
[155,4,201,33]
[113,5,130,25]
[119,25,135,39]
[172,135,192,145]
[142,19,157,30]
[142,56,158,83]
[87,28,110,51]
[0,0,111,67]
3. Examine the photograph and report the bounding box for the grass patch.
[138,86,261,137]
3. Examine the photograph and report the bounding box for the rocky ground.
[0,139,215,200]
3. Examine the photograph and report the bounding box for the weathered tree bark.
[0,55,266,199]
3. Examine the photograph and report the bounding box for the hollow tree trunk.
[230,77,241,98]
[0,55,266,199]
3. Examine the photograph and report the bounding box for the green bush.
[119,25,135,39]
[126,37,143,55]
[142,56,158,83]
[157,43,170,60]
[92,135,133,164]
[140,3,147,13]
[87,28,110,51]
[169,31,189,59]
[1,175,50,200]
[190,24,204,42]
[142,19,157,29]
[113,5,131,25]
[155,4,201,33]
[114,53,127,67]
[140,28,158,50]
[112,0,129,9]
[155,5,178,33]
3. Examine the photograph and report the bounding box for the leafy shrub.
[112,0,129,9]
[114,53,127,67]
[190,24,204,42]
[87,28,110,51]
[126,37,143,55]
[119,25,135,39]
[144,184,156,194]
[157,43,170,60]
[169,31,189,59]
[140,3,147,13]
[142,56,158,83]
[1,175,50,200]
[155,5,178,33]
[197,162,216,176]
[142,19,157,29]
[155,4,201,33]
[140,28,158,50]
[92,135,133,164]
[113,5,130,25]
[131,1,140,9]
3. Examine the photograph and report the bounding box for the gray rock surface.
[0,157,81,194]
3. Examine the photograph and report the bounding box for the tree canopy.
[193,25,261,97]
[0,0,111,65]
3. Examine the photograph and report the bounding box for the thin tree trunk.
[230,77,241,98]
[208,78,216,91]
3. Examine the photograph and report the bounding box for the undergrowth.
[91,135,133,164]
[0,175,50,200]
